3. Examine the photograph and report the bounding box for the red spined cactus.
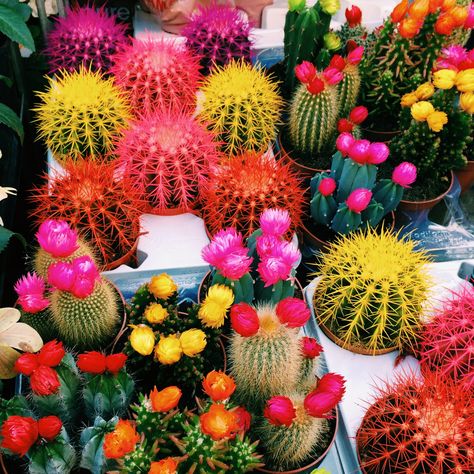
[111,37,201,114]
[419,285,474,390]
[357,370,474,474]
[116,111,220,213]
[46,6,128,74]
[201,152,304,238]
[29,161,143,269]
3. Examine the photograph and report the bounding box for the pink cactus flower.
[441,45,468,67]
[328,54,346,71]
[256,234,281,258]
[295,61,316,84]
[276,297,310,328]
[367,142,390,165]
[323,67,344,85]
[304,376,345,418]
[317,373,346,395]
[347,46,364,65]
[301,337,323,358]
[392,162,417,188]
[259,209,291,236]
[72,256,100,281]
[465,4,474,29]
[318,177,337,197]
[348,139,371,164]
[336,132,355,156]
[346,188,372,213]
[36,219,79,258]
[47,262,75,292]
[306,76,325,94]
[257,241,300,287]
[230,303,260,337]
[70,277,96,299]
[349,106,368,125]
[14,273,49,313]
[264,396,296,427]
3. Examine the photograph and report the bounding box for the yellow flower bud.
[433,69,456,90]
[319,0,340,15]
[455,69,474,93]
[411,101,435,121]
[179,329,207,357]
[460,92,474,114]
[401,92,418,108]
[129,324,155,356]
[145,303,168,324]
[426,111,448,132]
[288,0,305,12]
[323,32,341,51]
[414,82,435,100]
[148,273,177,300]
[198,284,234,328]
[155,335,182,365]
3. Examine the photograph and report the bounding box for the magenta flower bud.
[36,219,79,258]
[295,61,316,84]
[260,208,291,236]
[346,188,372,213]
[392,162,417,188]
[72,256,100,281]
[276,297,310,328]
[14,273,49,313]
[47,262,75,291]
[336,132,355,156]
[323,67,344,85]
[318,177,337,196]
[304,373,345,418]
[301,337,323,359]
[348,139,371,164]
[367,142,389,165]
[347,46,364,65]
[230,303,260,337]
[70,277,96,299]
[263,396,296,427]
[349,106,368,125]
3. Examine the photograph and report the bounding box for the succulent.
[183,2,252,75]
[30,160,143,269]
[337,61,361,119]
[201,151,304,238]
[19,309,55,343]
[46,6,128,74]
[111,38,201,115]
[198,60,283,156]
[313,228,430,353]
[34,67,131,163]
[419,285,474,390]
[337,5,367,49]
[357,370,474,473]
[116,110,220,213]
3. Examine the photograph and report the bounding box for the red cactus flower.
[264,396,296,427]
[77,352,107,374]
[105,353,128,375]
[275,297,310,328]
[14,353,39,376]
[37,416,62,441]
[301,337,323,359]
[37,340,65,367]
[0,416,38,456]
[30,366,61,396]
[230,303,260,337]
[345,5,362,27]
[338,118,354,133]
[318,177,337,196]
[346,188,373,213]
[234,407,252,432]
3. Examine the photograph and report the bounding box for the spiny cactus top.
[34,68,131,163]
[46,6,128,74]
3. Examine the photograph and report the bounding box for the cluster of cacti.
[111,38,202,114]
[34,67,131,163]
[309,132,416,234]
[201,152,304,238]
[46,6,128,74]
[229,298,344,470]
[337,5,367,48]
[419,285,474,389]
[357,370,474,473]
[115,110,220,213]
[313,228,431,353]
[198,60,283,156]
[30,160,143,269]
[182,2,252,75]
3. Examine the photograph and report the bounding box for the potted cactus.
[313,228,431,355]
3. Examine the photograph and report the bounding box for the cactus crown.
[183,2,252,75]
[34,67,131,163]
[198,60,283,156]
[46,6,128,74]
[314,228,430,352]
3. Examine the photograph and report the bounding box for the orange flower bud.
[202,371,236,402]
[149,458,178,474]
[391,0,409,23]
[447,6,468,27]
[200,404,238,441]
[408,0,429,21]
[103,420,139,459]
[435,13,456,35]
[399,17,423,38]
[441,0,456,11]
[429,0,443,13]
[150,386,182,412]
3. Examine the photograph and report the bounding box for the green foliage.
[0,0,35,51]
[0,102,24,142]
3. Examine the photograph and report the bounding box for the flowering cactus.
[338,5,367,49]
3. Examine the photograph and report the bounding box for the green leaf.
[0,226,26,254]
[0,103,24,142]
[0,75,12,88]
[0,1,35,51]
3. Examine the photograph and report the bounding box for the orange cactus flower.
[399,17,423,38]
[148,458,178,474]
[150,386,182,412]
[441,0,456,11]
[447,6,468,27]
[429,0,443,13]
[103,420,140,459]
[200,404,239,441]
[202,371,236,402]
[391,0,409,23]
[408,0,429,20]
[435,12,455,35]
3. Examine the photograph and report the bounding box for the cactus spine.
[338,66,360,118]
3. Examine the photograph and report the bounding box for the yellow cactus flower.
[148,274,177,300]
[319,0,340,15]
[198,284,235,328]
[155,335,182,365]
[401,93,418,108]
[323,32,341,51]
[455,69,474,93]
[433,69,456,90]
[129,324,155,356]
[414,82,435,100]
[460,92,474,114]
[411,101,435,121]
[426,111,448,132]
[145,303,168,324]
[179,329,207,357]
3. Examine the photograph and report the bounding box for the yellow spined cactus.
[34,67,131,163]
[197,60,283,156]
[313,228,431,353]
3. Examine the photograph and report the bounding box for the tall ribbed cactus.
[338,65,360,118]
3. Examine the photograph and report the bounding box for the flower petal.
[0,307,21,333]
[0,344,21,379]
[0,323,43,352]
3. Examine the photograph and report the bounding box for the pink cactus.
[116,110,220,213]
[36,219,79,258]
[14,273,49,313]
[111,38,201,115]
[46,6,128,74]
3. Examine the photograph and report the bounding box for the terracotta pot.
[399,171,454,212]
[104,237,139,272]
[234,0,273,27]
[147,206,202,217]
[454,160,474,194]
[361,127,401,143]
[256,411,339,473]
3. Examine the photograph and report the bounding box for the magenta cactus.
[111,38,201,115]
[46,6,128,74]
[419,285,474,390]
[115,110,220,213]
[182,2,252,75]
